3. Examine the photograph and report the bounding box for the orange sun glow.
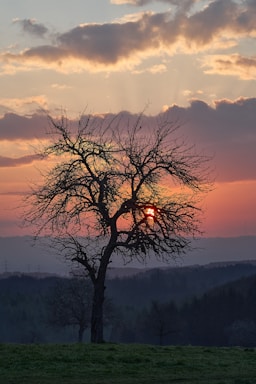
[145,207,155,218]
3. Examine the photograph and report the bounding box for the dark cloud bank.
[0,97,255,182]
[0,113,48,140]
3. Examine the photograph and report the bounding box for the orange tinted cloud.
[0,96,48,116]
[201,54,256,80]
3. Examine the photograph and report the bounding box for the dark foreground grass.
[1,343,256,384]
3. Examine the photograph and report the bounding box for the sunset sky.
[0,0,256,238]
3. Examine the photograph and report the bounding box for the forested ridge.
[1,261,256,346]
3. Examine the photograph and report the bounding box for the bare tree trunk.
[90,243,114,343]
[78,326,84,343]
[158,326,164,346]
[91,278,105,343]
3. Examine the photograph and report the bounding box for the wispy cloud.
[0,154,45,168]
[0,191,27,196]
[110,0,197,8]
[133,63,167,74]
[51,83,72,90]
[0,96,48,114]
[201,54,256,80]
[1,1,256,74]
[13,18,49,38]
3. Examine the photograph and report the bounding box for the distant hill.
[1,260,256,344]
[0,271,61,280]
[106,260,256,306]
[205,269,256,298]
[2,260,256,303]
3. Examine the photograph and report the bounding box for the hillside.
[1,260,256,345]
[106,261,256,306]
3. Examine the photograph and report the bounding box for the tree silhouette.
[141,300,179,345]
[25,112,211,343]
[47,278,92,343]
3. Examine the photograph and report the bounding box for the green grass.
[1,343,256,384]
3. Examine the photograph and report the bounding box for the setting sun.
[145,207,155,218]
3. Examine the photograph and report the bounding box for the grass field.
[1,343,256,384]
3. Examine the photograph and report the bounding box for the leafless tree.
[145,300,179,346]
[24,112,211,343]
[47,278,93,343]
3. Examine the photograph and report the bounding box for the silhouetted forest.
[1,262,256,346]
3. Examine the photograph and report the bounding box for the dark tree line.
[1,265,256,346]
[110,275,256,346]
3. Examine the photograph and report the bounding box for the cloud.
[0,154,45,168]
[133,63,167,74]
[201,54,256,80]
[2,1,256,74]
[110,0,197,9]
[0,191,26,196]
[162,97,256,182]
[110,0,145,4]
[0,113,48,140]
[51,83,72,90]
[0,96,48,115]
[182,89,204,97]
[13,18,49,38]
[0,97,256,182]
[165,97,256,143]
